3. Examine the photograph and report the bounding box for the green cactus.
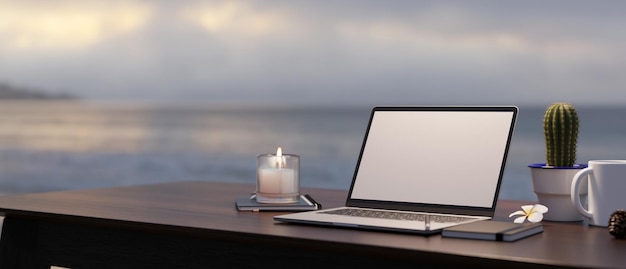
[543,102,579,167]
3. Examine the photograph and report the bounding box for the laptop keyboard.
[319,208,474,223]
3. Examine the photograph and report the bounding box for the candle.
[256,147,300,203]
[258,168,296,194]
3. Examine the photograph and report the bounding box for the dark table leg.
[0,216,49,268]
[1,216,240,268]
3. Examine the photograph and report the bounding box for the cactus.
[543,102,579,167]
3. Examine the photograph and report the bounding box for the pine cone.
[608,209,626,239]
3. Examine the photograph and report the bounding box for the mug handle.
[571,168,593,219]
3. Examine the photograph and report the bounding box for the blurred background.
[1,0,625,200]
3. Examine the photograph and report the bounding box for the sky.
[1,0,625,106]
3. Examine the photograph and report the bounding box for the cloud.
[1,1,626,105]
[180,2,291,37]
[0,1,153,51]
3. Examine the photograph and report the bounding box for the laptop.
[274,106,518,235]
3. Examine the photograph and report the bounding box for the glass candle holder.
[256,151,300,203]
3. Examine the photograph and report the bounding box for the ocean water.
[1,101,625,201]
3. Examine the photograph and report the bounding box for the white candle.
[258,168,296,194]
[256,147,299,203]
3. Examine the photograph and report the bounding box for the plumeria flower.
[509,204,549,223]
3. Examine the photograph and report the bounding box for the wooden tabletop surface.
[0,181,624,268]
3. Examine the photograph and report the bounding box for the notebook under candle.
[274,106,518,235]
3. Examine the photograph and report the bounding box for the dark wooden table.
[0,181,624,268]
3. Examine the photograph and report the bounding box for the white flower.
[509,204,548,223]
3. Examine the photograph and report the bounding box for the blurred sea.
[1,101,625,201]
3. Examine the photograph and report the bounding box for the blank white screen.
[350,110,514,208]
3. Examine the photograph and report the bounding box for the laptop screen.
[347,106,517,213]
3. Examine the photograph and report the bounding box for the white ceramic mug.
[571,160,626,227]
